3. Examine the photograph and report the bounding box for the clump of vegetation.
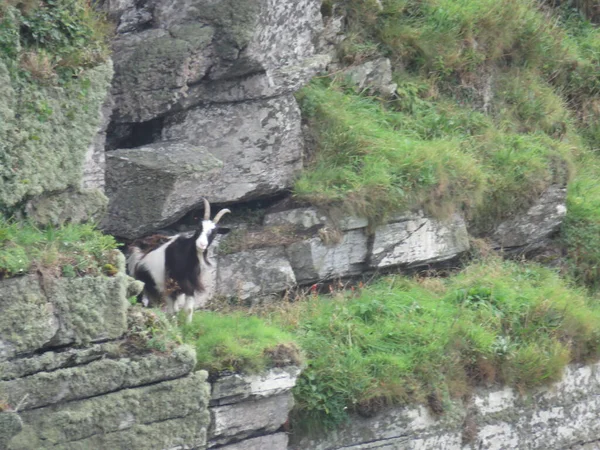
[130,304,302,377]
[272,258,600,431]
[0,218,119,278]
[180,311,301,376]
[0,0,112,213]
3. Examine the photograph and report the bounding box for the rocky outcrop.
[491,184,567,252]
[209,207,470,301]
[290,362,600,450]
[100,0,329,238]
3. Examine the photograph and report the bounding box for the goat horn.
[213,208,231,224]
[202,198,211,220]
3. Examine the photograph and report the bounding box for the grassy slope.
[272,258,600,430]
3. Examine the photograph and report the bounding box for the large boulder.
[370,212,470,268]
[103,141,223,238]
[105,95,304,238]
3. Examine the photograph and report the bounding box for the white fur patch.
[196,220,216,251]
[138,235,177,292]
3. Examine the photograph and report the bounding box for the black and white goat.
[127,198,231,323]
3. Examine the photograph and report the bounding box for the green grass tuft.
[0,217,119,278]
[179,311,301,376]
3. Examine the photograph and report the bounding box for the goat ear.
[216,227,231,235]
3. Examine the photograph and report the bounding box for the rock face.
[105,0,326,122]
[0,259,212,450]
[290,362,600,450]
[101,0,328,238]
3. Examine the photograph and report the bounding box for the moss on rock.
[0,344,196,411]
[9,371,209,449]
[0,413,22,449]
[24,188,108,226]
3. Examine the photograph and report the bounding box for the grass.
[294,78,572,231]
[180,312,301,376]
[269,257,600,431]
[129,306,302,377]
[0,218,119,278]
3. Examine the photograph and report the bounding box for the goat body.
[127,199,230,323]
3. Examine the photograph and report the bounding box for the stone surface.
[290,362,600,450]
[263,207,326,230]
[216,433,288,450]
[209,393,294,447]
[370,212,470,268]
[108,0,326,122]
[0,276,58,361]
[0,413,22,449]
[110,26,214,122]
[82,88,114,191]
[492,184,567,250]
[211,366,301,406]
[0,342,122,381]
[24,188,108,226]
[287,230,369,283]
[162,94,304,200]
[342,57,398,97]
[103,141,223,238]
[0,345,196,411]
[263,206,368,231]
[217,247,296,300]
[8,371,209,449]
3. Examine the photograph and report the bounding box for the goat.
[127,198,231,323]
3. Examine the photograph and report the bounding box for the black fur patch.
[133,264,162,306]
[165,234,202,298]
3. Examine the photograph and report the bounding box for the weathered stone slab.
[492,184,567,249]
[215,433,288,450]
[8,371,209,449]
[12,412,208,450]
[0,342,122,381]
[0,345,196,411]
[263,206,367,231]
[209,393,294,447]
[82,88,113,191]
[287,230,368,283]
[110,26,214,122]
[103,141,223,238]
[0,262,130,361]
[25,188,108,227]
[0,413,22,449]
[0,276,58,361]
[216,247,296,300]
[341,57,397,97]
[45,272,130,347]
[163,95,303,203]
[370,212,469,268]
[108,0,326,121]
[211,366,301,406]
[263,207,326,230]
[290,362,600,450]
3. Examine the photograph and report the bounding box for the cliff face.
[3,0,600,449]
